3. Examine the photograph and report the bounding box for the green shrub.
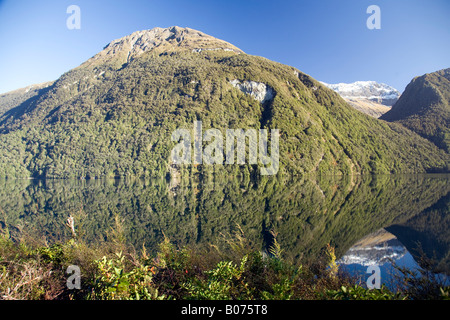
[93,251,164,300]
[325,285,405,300]
[182,255,251,300]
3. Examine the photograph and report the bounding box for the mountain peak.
[81,26,243,68]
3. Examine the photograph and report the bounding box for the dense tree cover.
[0,48,447,179]
[1,174,448,270]
[381,68,450,153]
[0,81,53,115]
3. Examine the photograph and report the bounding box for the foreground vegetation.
[1,225,448,301]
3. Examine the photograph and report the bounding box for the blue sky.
[0,0,449,94]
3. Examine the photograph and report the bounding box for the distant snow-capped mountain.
[321,81,400,106]
[320,81,400,118]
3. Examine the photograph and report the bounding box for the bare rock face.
[229,79,274,103]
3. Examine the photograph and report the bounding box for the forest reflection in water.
[0,173,448,277]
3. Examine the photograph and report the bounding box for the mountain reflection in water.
[338,229,407,267]
[0,173,448,278]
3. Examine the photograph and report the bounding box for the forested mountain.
[0,27,447,179]
[381,68,450,152]
[0,81,53,115]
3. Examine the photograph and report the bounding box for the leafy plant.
[325,285,405,300]
[325,243,338,279]
[155,236,190,271]
[261,278,295,300]
[93,251,164,300]
[268,229,283,260]
[183,255,250,300]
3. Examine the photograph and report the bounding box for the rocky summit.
[81,26,243,69]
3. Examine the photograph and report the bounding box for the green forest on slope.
[0,28,447,179]
[381,68,450,153]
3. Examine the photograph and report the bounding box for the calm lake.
[1,173,449,286]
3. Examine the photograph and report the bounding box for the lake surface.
[0,173,449,286]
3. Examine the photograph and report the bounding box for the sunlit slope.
[0,27,447,178]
